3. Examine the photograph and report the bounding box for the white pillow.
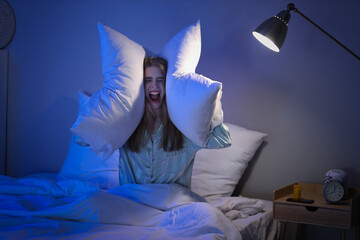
[58,92,120,189]
[160,21,223,147]
[71,21,221,158]
[190,123,267,198]
[70,23,145,160]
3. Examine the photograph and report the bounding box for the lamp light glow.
[252,3,360,61]
[252,32,280,52]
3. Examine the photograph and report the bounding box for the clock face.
[323,181,345,203]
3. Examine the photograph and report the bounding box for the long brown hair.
[128,56,184,152]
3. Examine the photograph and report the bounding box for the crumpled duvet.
[207,196,265,220]
[0,174,265,240]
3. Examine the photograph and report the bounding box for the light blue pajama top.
[118,123,231,188]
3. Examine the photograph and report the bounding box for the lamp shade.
[252,10,291,52]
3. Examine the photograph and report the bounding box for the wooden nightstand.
[273,182,360,240]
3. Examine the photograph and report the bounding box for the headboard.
[0,50,8,175]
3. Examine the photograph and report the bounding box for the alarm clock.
[322,169,348,204]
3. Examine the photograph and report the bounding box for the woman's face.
[144,65,165,111]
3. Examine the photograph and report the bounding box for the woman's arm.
[205,123,232,149]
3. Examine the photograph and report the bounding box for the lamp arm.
[288,3,360,61]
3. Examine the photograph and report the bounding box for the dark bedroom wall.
[0,50,7,175]
[5,0,360,207]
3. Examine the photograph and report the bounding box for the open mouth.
[149,91,160,102]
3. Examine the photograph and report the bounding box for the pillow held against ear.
[160,20,223,147]
[191,123,267,198]
[70,23,145,160]
[58,92,120,189]
[71,21,223,159]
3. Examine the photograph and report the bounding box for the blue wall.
[4,0,360,238]
[4,1,360,238]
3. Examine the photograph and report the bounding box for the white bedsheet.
[0,174,277,240]
[206,195,279,240]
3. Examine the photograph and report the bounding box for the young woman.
[118,56,231,188]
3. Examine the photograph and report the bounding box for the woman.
[118,56,231,188]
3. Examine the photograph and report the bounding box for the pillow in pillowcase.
[71,21,223,160]
[160,20,223,147]
[190,123,267,198]
[58,91,119,190]
[70,23,145,160]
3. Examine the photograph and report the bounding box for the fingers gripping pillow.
[70,23,145,160]
[160,21,223,147]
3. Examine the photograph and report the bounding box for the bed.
[0,121,278,240]
[0,179,278,240]
[0,174,278,240]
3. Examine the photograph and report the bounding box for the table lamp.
[252,3,360,61]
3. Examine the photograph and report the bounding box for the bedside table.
[273,182,360,240]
